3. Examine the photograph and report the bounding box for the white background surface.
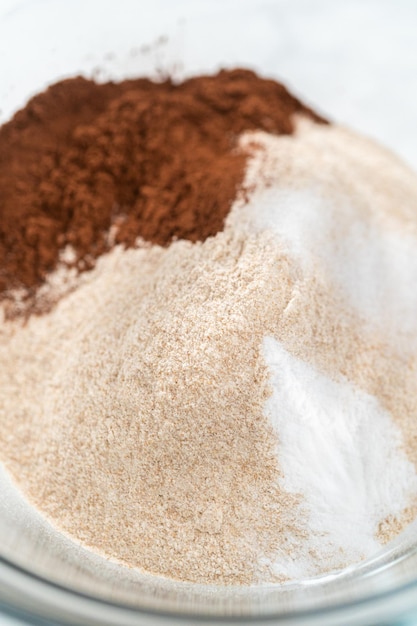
[0,0,416,624]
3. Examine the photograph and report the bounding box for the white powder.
[233,121,417,344]
[263,337,417,578]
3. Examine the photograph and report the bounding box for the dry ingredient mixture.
[0,69,322,310]
[1,69,417,585]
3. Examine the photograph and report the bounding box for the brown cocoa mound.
[0,69,326,299]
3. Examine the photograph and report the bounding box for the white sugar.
[232,121,417,345]
[263,337,417,578]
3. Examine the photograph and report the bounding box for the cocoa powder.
[0,69,325,299]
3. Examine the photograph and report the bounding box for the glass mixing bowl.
[1,1,417,624]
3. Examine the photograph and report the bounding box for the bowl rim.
[1,553,417,626]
